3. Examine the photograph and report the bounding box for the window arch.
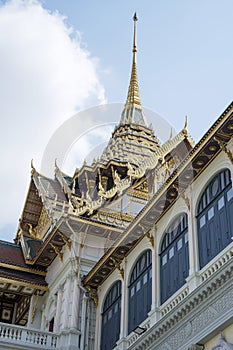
[160,213,189,304]
[197,168,233,269]
[101,281,121,350]
[128,249,152,334]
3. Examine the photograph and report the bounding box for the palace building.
[1,14,233,350]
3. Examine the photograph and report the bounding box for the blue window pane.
[101,281,121,350]
[162,254,167,266]
[200,215,206,228]
[136,280,141,292]
[128,250,152,334]
[208,207,214,220]
[197,169,233,269]
[218,196,225,210]
[143,273,148,285]
[169,247,174,259]
[227,188,233,201]
[160,213,189,304]
[177,238,183,250]
[108,309,112,320]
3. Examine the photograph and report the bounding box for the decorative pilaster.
[80,293,88,350]
[62,274,72,329]
[151,226,156,310]
[27,293,37,326]
[70,274,80,329]
[183,187,201,291]
[149,226,161,323]
[119,259,127,340]
[54,285,63,333]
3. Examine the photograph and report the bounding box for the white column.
[188,186,199,274]
[70,274,80,329]
[148,225,161,324]
[120,265,127,339]
[95,292,101,350]
[152,240,161,323]
[27,294,36,326]
[54,285,63,333]
[80,292,88,350]
[62,274,72,329]
[117,260,128,350]
[188,212,196,275]
[185,187,201,291]
[151,227,156,311]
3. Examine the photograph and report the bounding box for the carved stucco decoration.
[187,346,204,350]
[212,333,233,350]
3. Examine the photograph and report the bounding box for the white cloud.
[63,124,115,174]
[0,0,106,241]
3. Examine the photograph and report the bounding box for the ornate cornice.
[0,262,46,276]
[0,276,48,291]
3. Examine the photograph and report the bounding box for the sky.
[0,0,233,241]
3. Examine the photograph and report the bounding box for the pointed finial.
[125,12,141,106]
[31,159,36,175]
[169,128,173,140]
[182,115,188,135]
[55,158,58,168]
[133,12,138,53]
[54,158,60,174]
[120,13,148,126]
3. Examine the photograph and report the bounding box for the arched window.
[197,169,233,269]
[101,281,121,350]
[160,213,189,304]
[128,250,152,334]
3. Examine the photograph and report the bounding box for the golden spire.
[125,12,141,106]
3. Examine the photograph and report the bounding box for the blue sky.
[0,0,232,241]
[44,0,233,139]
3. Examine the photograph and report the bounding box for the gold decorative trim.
[0,262,46,276]
[109,257,124,280]
[69,214,123,233]
[214,136,233,165]
[49,242,63,262]
[86,286,98,306]
[0,276,48,291]
[180,192,190,211]
[145,230,154,248]
[58,232,71,250]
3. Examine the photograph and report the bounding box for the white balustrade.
[0,323,57,349]
[160,285,189,317]
[200,244,233,282]
[126,318,151,347]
